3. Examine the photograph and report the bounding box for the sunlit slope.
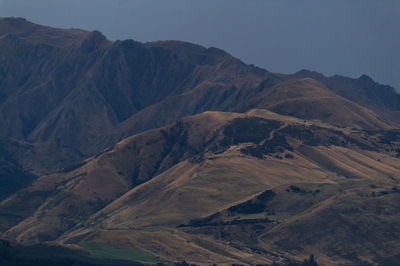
[64,142,400,264]
[0,109,399,264]
[0,111,247,242]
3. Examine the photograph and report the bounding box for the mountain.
[0,17,397,169]
[1,17,400,265]
[0,17,397,201]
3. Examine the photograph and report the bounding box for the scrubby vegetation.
[377,130,400,144]
[241,134,292,158]
[222,117,283,146]
[286,185,320,195]
[228,190,276,214]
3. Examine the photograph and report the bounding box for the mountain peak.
[358,74,374,83]
[0,17,88,47]
[1,17,29,26]
[0,16,35,36]
[79,30,108,52]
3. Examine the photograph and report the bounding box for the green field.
[79,242,163,263]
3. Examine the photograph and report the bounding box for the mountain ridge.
[285,69,400,111]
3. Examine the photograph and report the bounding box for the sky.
[0,0,399,91]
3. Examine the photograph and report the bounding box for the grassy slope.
[63,147,400,264]
[1,109,400,264]
[61,112,400,264]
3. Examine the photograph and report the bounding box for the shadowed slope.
[0,111,246,242]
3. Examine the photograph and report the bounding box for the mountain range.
[0,17,400,265]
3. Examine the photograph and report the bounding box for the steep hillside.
[0,138,37,200]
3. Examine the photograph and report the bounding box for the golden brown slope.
[0,111,246,243]
[1,109,399,264]
[58,138,400,265]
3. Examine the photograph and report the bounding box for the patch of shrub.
[229,190,275,214]
[286,185,320,195]
[222,117,283,146]
[285,153,294,159]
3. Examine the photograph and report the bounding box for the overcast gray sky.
[0,0,399,91]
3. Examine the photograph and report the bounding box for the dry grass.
[1,109,400,264]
